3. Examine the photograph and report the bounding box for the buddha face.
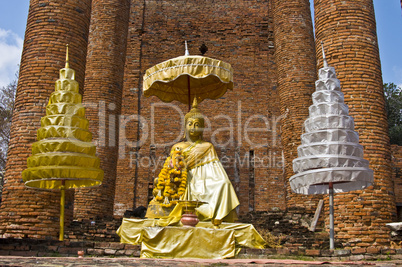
[185,117,204,141]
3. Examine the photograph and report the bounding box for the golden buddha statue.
[146,99,240,223]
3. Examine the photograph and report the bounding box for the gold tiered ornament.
[22,45,103,241]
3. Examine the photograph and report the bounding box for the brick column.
[73,0,130,220]
[272,0,319,212]
[315,0,395,247]
[0,0,91,239]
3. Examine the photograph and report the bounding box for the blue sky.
[373,0,402,87]
[0,1,401,88]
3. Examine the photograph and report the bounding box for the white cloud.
[0,28,23,88]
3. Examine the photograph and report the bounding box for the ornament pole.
[185,41,191,111]
[329,182,334,250]
[59,180,65,241]
[187,76,191,111]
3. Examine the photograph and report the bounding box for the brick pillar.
[272,0,319,212]
[73,0,130,220]
[0,0,91,239]
[315,0,395,247]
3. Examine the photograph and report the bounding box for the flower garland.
[152,149,187,208]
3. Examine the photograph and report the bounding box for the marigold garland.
[152,150,187,208]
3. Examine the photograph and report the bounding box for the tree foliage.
[0,78,17,198]
[384,83,402,145]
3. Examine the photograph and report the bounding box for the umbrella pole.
[187,76,191,111]
[59,180,65,241]
[329,182,334,250]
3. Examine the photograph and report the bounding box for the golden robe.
[172,140,240,221]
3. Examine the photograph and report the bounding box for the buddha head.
[184,98,205,142]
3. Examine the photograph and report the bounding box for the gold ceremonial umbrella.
[143,42,233,109]
[22,45,103,241]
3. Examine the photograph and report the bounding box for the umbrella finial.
[321,41,328,68]
[185,41,190,56]
[65,44,70,68]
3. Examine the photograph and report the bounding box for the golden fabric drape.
[117,218,266,259]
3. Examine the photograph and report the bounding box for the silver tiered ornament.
[289,42,373,249]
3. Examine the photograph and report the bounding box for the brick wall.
[0,0,91,239]
[314,0,396,248]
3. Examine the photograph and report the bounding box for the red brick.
[351,247,367,254]
[305,249,320,256]
[367,247,381,254]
